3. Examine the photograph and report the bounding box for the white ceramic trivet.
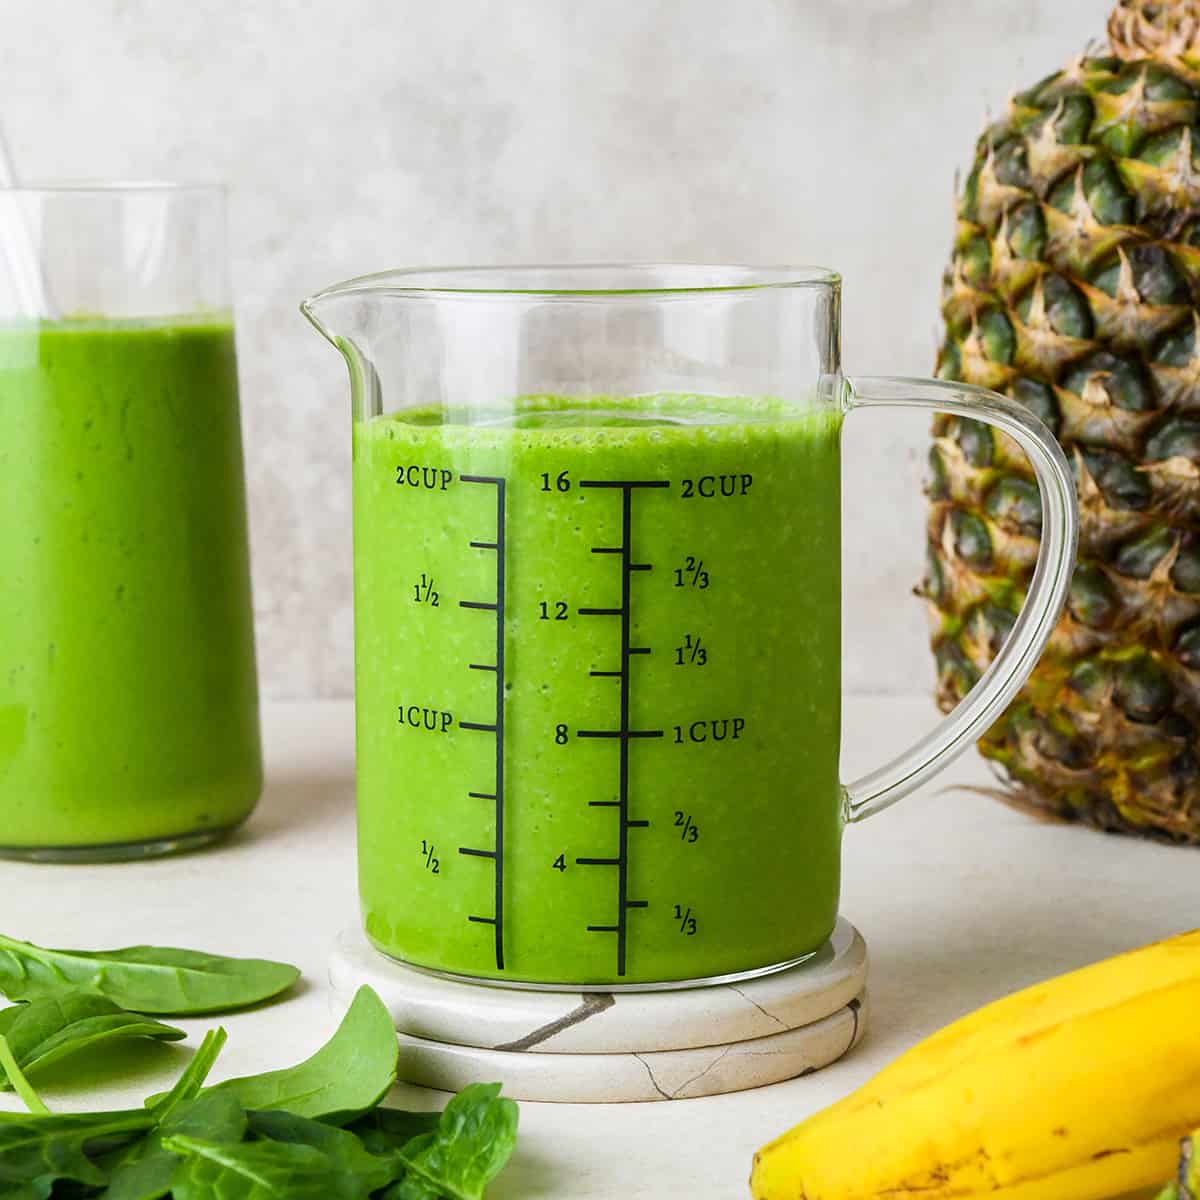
[390,991,866,1102]
[329,919,869,1098]
[329,917,866,1054]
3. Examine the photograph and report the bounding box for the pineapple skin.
[931,52,1200,842]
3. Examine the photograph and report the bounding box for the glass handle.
[841,375,1079,823]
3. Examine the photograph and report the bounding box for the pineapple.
[929,0,1200,840]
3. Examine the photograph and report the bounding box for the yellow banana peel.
[751,930,1200,1200]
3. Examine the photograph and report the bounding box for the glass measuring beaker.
[0,184,261,860]
[304,264,1077,988]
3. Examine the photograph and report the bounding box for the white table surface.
[3,697,1198,1198]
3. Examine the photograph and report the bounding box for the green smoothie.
[353,395,843,985]
[0,318,261,854]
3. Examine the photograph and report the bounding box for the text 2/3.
[674,811,700,843]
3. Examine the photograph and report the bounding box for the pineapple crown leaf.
[1109,0,1200,63]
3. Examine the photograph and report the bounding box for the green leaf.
[103,1092,247,1200]
[0,1108,154,1192]
[152,1028,228,1120]
[162,1134,371,1200]
[342,1107,439,1157]
[0,994,184,1088]
[0,1026,227,1196]
[0,935,299,1015]
[0,1035,47,1115]
[246,1110,400,1192]
[201,987,397,1124]
[386,1083,518,1200]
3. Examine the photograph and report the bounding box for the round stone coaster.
[329,917,867,1055]
[392,991,866,1102]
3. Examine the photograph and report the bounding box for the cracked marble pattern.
[394,993,868,1102]
[1,0,1102,699]
[329,918,866,1055]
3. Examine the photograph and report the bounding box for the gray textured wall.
[4,0,1106,698]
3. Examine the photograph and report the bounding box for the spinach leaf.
[0,1035,47,1116]
[246,1110,400,1192]
[0,1107,155,1192]
[103,1092,247,1200]
[0,994,184,1088]
[386,1083,518,1200]
[0,1026,227,1195]
[201,987,397,1124]
[0,935,299,1015]
[342,1107,439,1157]
[162,1133,371,1200]
[151,1028,227,1121]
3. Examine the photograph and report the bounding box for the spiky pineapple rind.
[932,47,1200,842]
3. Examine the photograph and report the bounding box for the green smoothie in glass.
[0,318,261,855]
[353,395,842,986]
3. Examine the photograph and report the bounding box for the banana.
[751,930,1200,1200]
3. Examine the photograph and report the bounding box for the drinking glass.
[0,184,262,860]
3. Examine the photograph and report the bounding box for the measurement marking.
[458,473,507,970]
[579,480,671,490]
[625,900,649,909]
[618,484,653,976]
[576,477,668,976]
[576,856,620,866]
[576,729,664,740]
